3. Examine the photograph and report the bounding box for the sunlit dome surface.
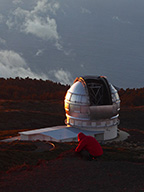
[68,81,87,95]
[65,80,89,105]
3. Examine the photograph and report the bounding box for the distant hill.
[0,77,69,101]
[0,77,144,107]
[119,88,144,107]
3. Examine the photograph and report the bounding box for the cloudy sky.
[0,0,144,88]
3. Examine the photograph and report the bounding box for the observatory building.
[64,76,120,140]
[19,76,121,142]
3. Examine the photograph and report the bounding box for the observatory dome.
[64,76,120,140]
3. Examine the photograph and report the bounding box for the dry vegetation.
[0,78,144,173]
[0,139,143,173]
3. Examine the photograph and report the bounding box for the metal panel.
[90,104,118,120]
[68,81,88,96]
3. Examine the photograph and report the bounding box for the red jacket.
[75,132,103,157]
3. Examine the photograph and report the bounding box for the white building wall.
[104,125,118,140]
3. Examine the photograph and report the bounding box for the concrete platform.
[1,127,129,143]
[19,126,104,142]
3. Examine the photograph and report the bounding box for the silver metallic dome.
[65,80,89,105]
[64,76,120,140]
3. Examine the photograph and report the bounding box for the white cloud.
[48,68,73,85]
[112,16,132,24]
[12,0,22,4]
[81,7,91,14]
[22,16,59,41]
[35,49,44,56]
[0,50,73,84]
[32,0,60,15]
[0,50,48,79]
[6,0,62,50]
[55,41,63,51]
[63,49,74,56]
[0,38,6,45]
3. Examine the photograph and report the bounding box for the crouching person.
[75,132,103,161]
